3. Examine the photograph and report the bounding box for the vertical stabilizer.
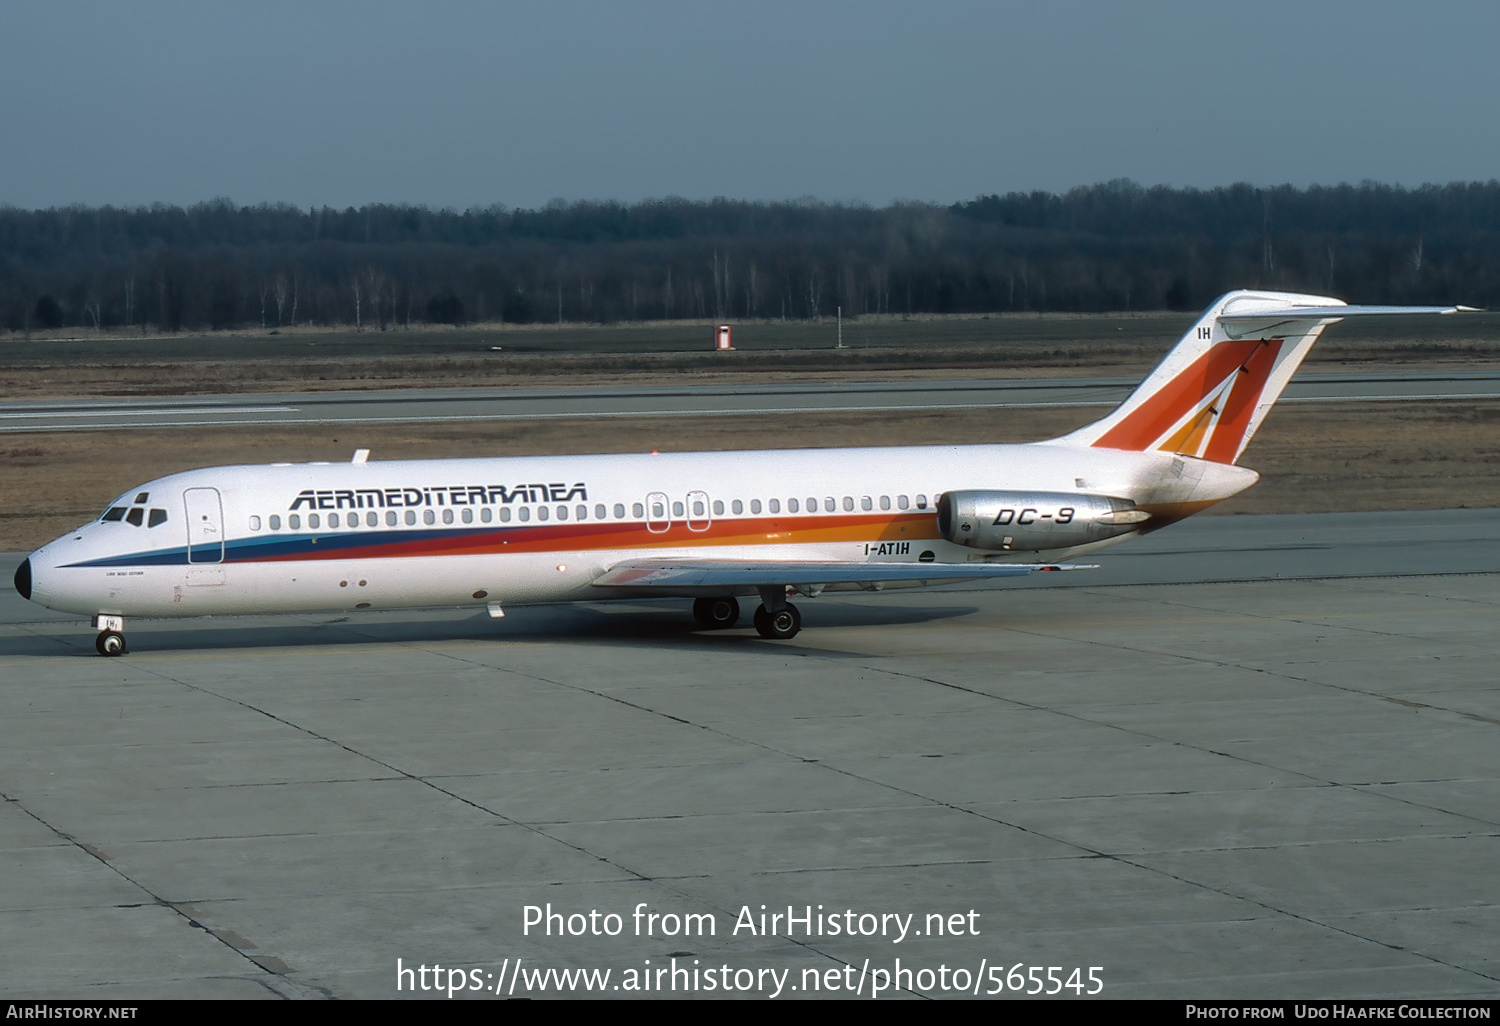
[1057,290,1462,464]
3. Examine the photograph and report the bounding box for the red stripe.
[1201,339,1283,463]
[1092,339,1266,452]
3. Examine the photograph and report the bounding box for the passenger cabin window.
[880,495,891,510]
[732,499,743,515]
[916,494,928,509]
[249,515,262,531]
[462,508,474,524]
[270,515,282,530]
[788,498,799,513]
[481,508,492,523]
[289,515,301,529]
[500,508,512,522]
[898,495,910,510]
[861,496,872,511]
[768,499,780,513]
[750,499,762,514]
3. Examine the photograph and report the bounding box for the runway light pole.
[836,306,842,349]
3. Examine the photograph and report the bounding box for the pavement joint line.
[809,627,1500,978]
[317,623,1177,988]
[792,646,1500,984]
[0,789,327,998]
[1141,594,1500,729]
[106,619,897,985]
[5,551,1495,992]
[387,625,1409,981]
[967,612,1500,834]
[1102,847,1500,988]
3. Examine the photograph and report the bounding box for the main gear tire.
[693,596,740,629]
[753,602,801,640]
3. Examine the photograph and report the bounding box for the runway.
[1,509,1497,998]
[6,369,1500,432]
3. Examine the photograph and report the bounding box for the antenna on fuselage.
[352,449,370,464]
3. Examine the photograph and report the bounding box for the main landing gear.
[752,603,801,640]
[92,615,128,657]
[691,590,803,640]
[752,585,801,640]
[692,596,740,630]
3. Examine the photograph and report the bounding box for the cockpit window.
[125,508,144,527]
[147,509,168,528]
[101,507,126,522]
[134,492,149,503]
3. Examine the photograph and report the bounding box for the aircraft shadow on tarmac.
[0,600,977,657]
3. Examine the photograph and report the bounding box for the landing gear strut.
[92,615,128,657]
[693,596,740,630]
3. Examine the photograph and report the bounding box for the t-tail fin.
[1058,290,1468,464]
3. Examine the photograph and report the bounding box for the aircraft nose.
[13,557,31,600]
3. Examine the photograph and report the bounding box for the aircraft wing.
[590,559,1096,590]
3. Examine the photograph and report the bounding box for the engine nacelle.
[936,490,1151,552]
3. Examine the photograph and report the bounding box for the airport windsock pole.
[837,306,843,349]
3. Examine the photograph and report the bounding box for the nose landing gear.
[91,615,128,657]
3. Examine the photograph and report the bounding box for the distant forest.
[3,180,1498,333]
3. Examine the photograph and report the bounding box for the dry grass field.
[5,309,1499,398]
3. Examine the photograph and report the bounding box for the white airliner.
[13,290,1471,656]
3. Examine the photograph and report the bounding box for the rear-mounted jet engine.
[936,491,1152,552]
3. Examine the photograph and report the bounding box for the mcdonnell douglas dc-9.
[13,290,1472,655]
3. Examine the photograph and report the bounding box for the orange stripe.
[1092,339,1266,452]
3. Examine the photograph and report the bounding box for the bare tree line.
[2,180,1497,333]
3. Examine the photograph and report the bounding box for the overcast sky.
[3,1,1497,211]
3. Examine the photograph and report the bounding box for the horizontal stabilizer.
[592,559,1095,590]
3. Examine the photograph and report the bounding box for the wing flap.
[591,559,1095,590]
